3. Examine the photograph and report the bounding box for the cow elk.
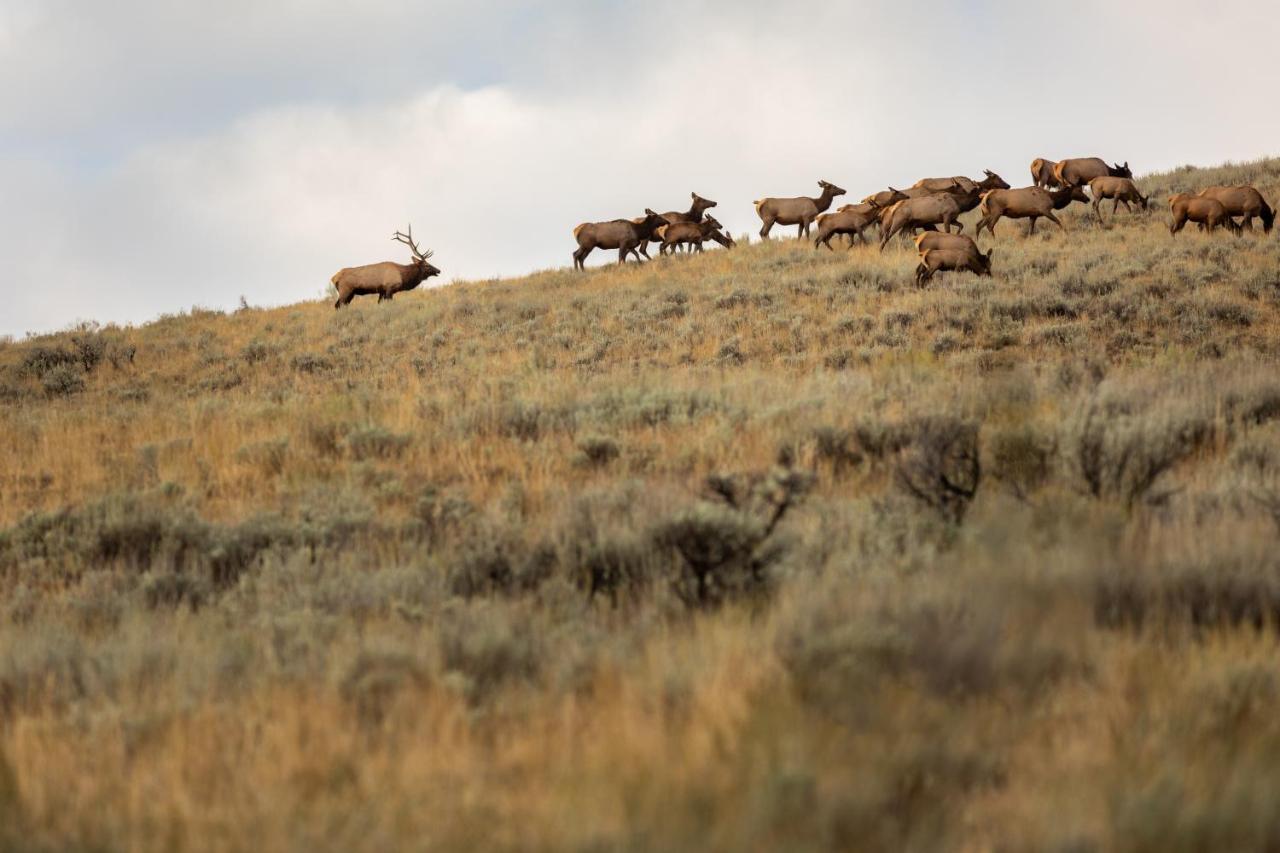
[1198,186,1274,233]
[860,188,909,209]
[331,225,440,309]
[974,185,1089,237]
[1053,158,1132,188]
[915,232,981,256]
[916,248,994,285]
[574,210,668,269]
[643,193,720,256]
[912,170,1009,194]
[659,216,731,255]
[754,180,847,239]
[1088,177,1149,223]
[1030,158,1062,189]
[1169,193,1238,236]
[879,186,985,250]
[814,205,878,250]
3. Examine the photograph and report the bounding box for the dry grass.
[2,158,1280,851]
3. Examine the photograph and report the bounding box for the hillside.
[3,158,1280,851]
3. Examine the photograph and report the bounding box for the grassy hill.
[2,158,1280,851]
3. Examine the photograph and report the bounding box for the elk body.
[1053,158,1132,188]
[1169,193,1235,235]
[879,195,965,249]
[912,170,1009,194]
[754,180,847,239]
[1030,158,1062,189]
[916,248,994,284]
[331,226,440,309]
[1088,177,1149,223]
[915,232,981,256]
[974,185,1089,237]
[574,210,668,269]
[1198,186,1274,232]
[861,188,909,209]
[658,216,731,254]
[814,205,879,249]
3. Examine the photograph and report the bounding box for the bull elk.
[974,185,1089,237]
[658,216,733,255]
[1169,193,1237,236]
[330,225,440,309]
[1030,158,1062,189]
[1088,177,1149,223]
[754,180,846,239]
[1198,186,1274,233]
[916,248,994,285]
[1053,158,1132,188]
[574,210,668,269]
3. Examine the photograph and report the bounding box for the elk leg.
[695,239,704,253]
[1241,215,1254,232]
[759,218,774,240]
[1027,217,1037,236]
[1112,198,1121,216]
[1045,212,1064,231]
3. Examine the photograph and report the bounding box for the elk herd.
[330,159,1275,307]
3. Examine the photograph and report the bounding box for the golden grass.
[2,158,1280,851]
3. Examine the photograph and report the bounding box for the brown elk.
[1030,158,1062,189]
[860,188,909,208]
[574,210,668,269]
[974,185,1090,237]
[1169,193,1237,235]
[658,216,731,255]
[331,226,440,309]
[879,193,969,250]
[915,232,981,256]
[916,248,994,285]
[1088,177,1149,223]
[1053,158,1132,188]
[814,205,879,250]
[754,180,846,239]
[640,193,720,257]
[1198,186,1274,233]
[912,170,1010,194]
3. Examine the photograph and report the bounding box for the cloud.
[3,1,1278,336]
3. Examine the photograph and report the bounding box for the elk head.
[819,180,848,198]
[691,193,718,213]
[1052,185,1091,208]
[1111,161,1133,179]
[981,170,1011,190]
[392,225,440,278]
[977,249,994,276]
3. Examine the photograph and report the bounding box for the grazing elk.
[574,210,668,269]
[1088,176,1149,223]
[814,204,879,249]
[1169,193,1237,235]
[659,216,731,255]
[915,232,981,256]
[912,170,1010,194]
[916,248,994,285]
[1053,158,1132,188]
[331,226,440,309]
[974,185,1090,237]
[1030,158,1062,189]
[754,180,847,239]
[1198,186,1274,233]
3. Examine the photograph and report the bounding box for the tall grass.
[2,159,1280,851]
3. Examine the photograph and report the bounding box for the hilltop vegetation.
[3,158,1280,851]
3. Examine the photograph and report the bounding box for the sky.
[2,0,1278,337]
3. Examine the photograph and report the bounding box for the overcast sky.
[3,0,1278,337]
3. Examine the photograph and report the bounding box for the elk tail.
[753,199,767,215]
[572,223,587,240]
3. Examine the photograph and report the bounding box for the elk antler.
[392,224,434,261]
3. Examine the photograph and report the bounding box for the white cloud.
[3,1,1279,335]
